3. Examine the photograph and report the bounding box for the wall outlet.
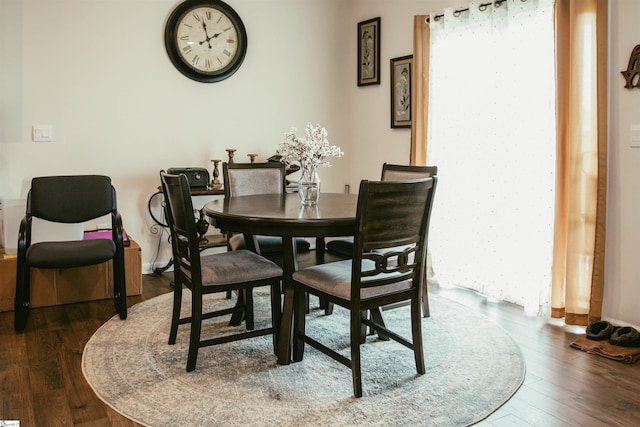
[32,125,53,142]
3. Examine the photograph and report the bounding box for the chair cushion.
[200,249,283,285]
[26,239,116,269]
[228,234,311,254]
[292,259,411,301]
[325,238,354,258]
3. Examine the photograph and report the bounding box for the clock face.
[165,0,247,83]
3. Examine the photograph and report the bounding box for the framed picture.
[357,17,380,86]
[390,55,412,128]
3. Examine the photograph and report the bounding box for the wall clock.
[164,0,247,83]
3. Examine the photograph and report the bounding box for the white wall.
[0,0,447,272]
[604,0,640,327]
[1,0,354,270]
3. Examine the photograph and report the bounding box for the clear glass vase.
[298,163,320,205]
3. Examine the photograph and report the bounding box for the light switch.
[631,125,640,148]
[32,125,53,142]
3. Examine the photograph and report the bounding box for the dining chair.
[291,177,437,397]
[160,171,283,372]
[223,162,311,255]
[326,163,437,318]
[223,161,322,313]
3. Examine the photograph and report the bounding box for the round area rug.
[83,290,525,427]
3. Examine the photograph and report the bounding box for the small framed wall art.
[357,17,381,86]
[390,55,412,128]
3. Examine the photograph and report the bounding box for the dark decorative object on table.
[210,160,222,189]
[226,148,236,163]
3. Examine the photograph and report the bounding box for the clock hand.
[200,21,213,49]
[199,31,222,48]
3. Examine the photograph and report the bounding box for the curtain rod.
[425,0,515,23]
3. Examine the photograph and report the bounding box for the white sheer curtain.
[427,0,556,314]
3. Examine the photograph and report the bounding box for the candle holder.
[225,149,236,164]
[248,154,258,163]
[210,160,222,189]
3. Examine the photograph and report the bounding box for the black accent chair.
[14,175,127,332]
[326,163,438,318]
[160,171,283,372]
[291,177,437,397]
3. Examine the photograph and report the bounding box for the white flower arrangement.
[276,123,344,168]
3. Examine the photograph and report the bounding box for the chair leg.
[229,291,246,326]
[277,280,295,365]
[245,289,255,330]
[292,287,307,362]
[113,253,128,320]
[168,281,183,345]
[270,280,282,354]
[315,239,334,315]
[369,307,390,341]
[412,295,426,375]
[359,310,367,344]
[14,263,31,333]
[422,288,430,318]
[320,298,334,315]
[350,311,363,398]
[421,268,430,318]
[186,291,203,372]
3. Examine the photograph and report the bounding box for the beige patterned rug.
[82,289,525,426]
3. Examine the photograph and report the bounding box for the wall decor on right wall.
[390,55,412,128]
[621,44,640,88]
[357,17,381,86]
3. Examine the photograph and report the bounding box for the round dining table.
[203,192,359,364]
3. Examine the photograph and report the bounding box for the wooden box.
[0,240,142,312]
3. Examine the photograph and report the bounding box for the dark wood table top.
[203,192,359,237]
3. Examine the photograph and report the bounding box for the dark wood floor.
[438,282,640,427]
[2,257,640,426]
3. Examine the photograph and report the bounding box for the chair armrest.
[17,216,31,256]
[111,212,125,249]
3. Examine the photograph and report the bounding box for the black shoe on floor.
[586,321,616,341]
[609,326,640,347]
